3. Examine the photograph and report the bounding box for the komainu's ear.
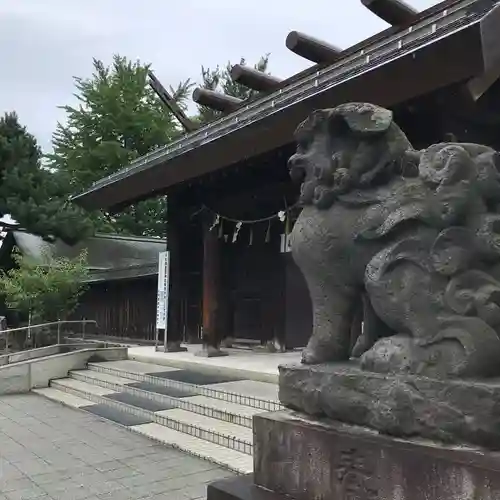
[294,108,337,142]
[332,102,393,136]
[308,109,334,127]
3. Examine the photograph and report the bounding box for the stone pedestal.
[209,362,500,499]
[208,410,500,499]
[280,362,500,449]
[250,411,500,500]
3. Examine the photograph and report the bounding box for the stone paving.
[0,394,234,499]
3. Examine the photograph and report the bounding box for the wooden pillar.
[198,216,228,356]
[165,204,187,352]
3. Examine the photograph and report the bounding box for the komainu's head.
[288,102,416,209]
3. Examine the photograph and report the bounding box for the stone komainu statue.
[289,102,500,379]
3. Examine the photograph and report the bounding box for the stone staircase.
[33,359,283,474]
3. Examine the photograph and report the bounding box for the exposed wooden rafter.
[230,64,282,92]
[285,31,342,64]
[192,88,243,113]
[361,0,418,26]
[148,71,198,132]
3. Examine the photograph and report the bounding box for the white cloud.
[0,0,440,153]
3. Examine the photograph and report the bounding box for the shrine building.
[73,0,500,352]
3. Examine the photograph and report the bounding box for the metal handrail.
[82,0,482,194]
[0,320,98,352]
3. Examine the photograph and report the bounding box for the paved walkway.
[0,394,234,499]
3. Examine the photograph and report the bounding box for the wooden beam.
[192,88,243,113]
[361,0,418,26]
[148,71,198,132]
[230,64,282,92]
[285,31,342,64]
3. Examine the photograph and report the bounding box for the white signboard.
[280,233,292,253]
[156,251,170,332]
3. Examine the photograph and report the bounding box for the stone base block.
[253,411,500,500]
[207,475,287,500]
[155,342,188,353]
[279,362,500,449]
[166,341,188,353]
[195,346,229,358]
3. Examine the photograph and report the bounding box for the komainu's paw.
[351,332,374,358]
[301,346,335,364]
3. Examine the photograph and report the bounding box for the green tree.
[0,112,93,244]
[0,249,89,324]
[49,55,190,237]
[196,54,270,124]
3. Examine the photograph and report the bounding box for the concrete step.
[32,386,252,474]
[131,423,253,474]
[54,377,116,397]
[32,386,94,408]
[70,368,134,386]
[50,377,253,455]
[69,369,261,428]
[36,357,283,475]
[207,380,279,402]
[91,359,179,375]
[87,360,282,412]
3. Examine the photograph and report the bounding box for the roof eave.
[73,2,500,211]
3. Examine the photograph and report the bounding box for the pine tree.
[196,54,271,124]
[49,55,189,237]
[0,112,93,244]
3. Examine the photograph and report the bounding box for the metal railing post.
[57,320,61,344]
[82,318,86,340]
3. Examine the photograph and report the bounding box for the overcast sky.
[1,0,439,153]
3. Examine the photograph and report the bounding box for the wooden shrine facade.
[74,0,500,350]
[163,146,311,349]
